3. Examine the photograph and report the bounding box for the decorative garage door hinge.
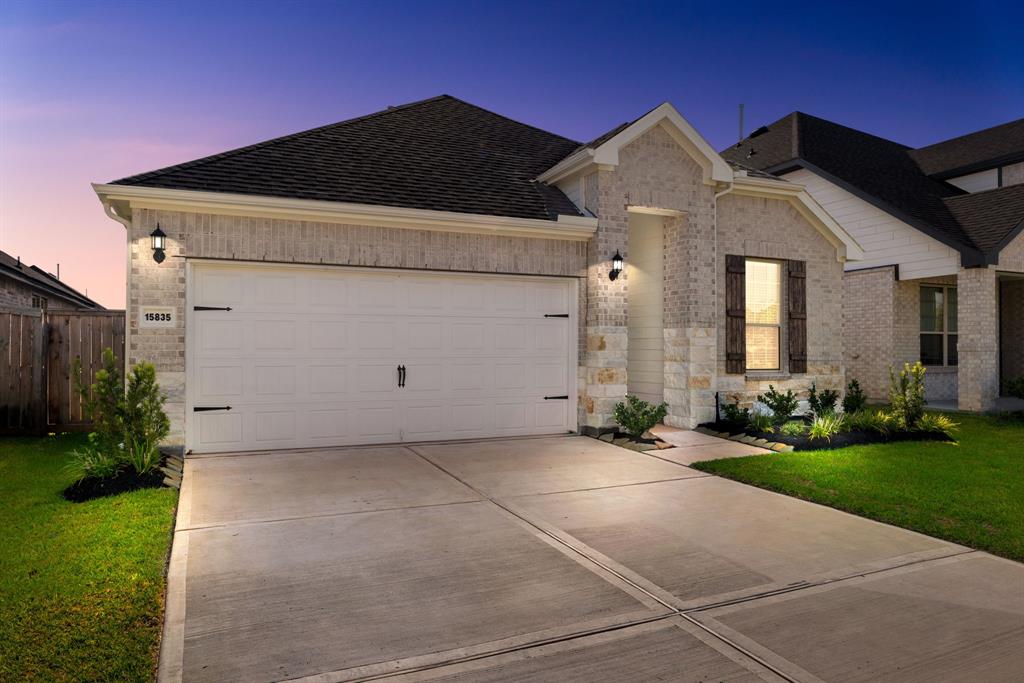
[193,406,232,412]
[543,395,569,400]
[193,305,233,311]
[543,313,569,318]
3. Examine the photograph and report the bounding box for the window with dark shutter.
[787,260,807,374]
[725,255,746,374]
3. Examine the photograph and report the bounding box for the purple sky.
[2,0,1022,308]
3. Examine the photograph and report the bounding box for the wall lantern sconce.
[608,250,624,281]
[151,225,167,263]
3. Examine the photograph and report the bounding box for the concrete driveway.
[161,436,1024,683]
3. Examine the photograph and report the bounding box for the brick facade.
[957,267,1000,411]
[125,125,851,445]
[842,267,896,400]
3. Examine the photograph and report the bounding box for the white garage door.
[186,263,576,453]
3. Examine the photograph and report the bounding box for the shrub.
[748,412,775,434]
[779,420,807,437]
[1005,377,1024,400]
[808,382,840,418]
[613,395,668,439]
[842,379,867,414]
[757,385,799,424]
[122,362,170,474]
[889,362,927,430]
[66,433,124,481]
[846,408,901,434]
[72,350,169,479]
[721,398,750,426]
[915,412,959,438]
[808,413,844,442]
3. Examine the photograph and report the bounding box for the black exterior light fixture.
[151,225,167,263]
[609,250,624,281]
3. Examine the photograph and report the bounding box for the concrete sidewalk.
[160,435,1024,682]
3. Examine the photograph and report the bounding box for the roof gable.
[112,96,583,222]
[910,118,1024,178]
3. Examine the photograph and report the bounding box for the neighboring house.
[0,250,104,311]
[724,115,1024,411]
[93,95,861,453]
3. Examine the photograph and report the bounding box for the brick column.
[957,266,999,411]
[581,170,629,433]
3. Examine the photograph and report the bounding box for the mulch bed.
[699,420,951,452]
[63,452,183,502]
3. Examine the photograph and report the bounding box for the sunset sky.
[2,0,1022,308]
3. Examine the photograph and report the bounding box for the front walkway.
[160,435,1024,682]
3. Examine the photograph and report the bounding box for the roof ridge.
[110,94,454,185]
[944,182,1024,201]
[439,95,580,146]
[914,116,1024,152]
[794,111,911,150]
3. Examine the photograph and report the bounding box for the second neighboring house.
[93,95,861,453]
[725,115,1024,411]
[0,250,104,311]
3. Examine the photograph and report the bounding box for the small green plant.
[808,382,840,418]
[122,362,170,474]
[748,412,775,434]
[757,385,799,424]
[66,433,124,481]
[842,379,867,414]
[845,408,897,434]
[915,412,959,438]
[889,362,927,430]
[808,413,845,442]
[613,395,668,439]
[721,398,750,426]
[779,420,808,437]
[1005,377,1024,401]
[73,349,125,458]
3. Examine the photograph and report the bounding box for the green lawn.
[692,413,1024,561]
[0,435,178,681]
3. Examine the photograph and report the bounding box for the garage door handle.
[194,406,232,412]
[193,306,233,311]
[398,365,406,388]
[543,313,569,318]
[543,395,569,400]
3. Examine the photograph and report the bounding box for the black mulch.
[699,420,951,452]
[63,466,167,503]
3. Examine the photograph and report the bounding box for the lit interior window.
[745,260,781,370]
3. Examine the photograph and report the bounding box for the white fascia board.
[92,184,598,241]
[537,103,732,186]
[730,176,865,262]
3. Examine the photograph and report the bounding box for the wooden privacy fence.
[1,309,125,435]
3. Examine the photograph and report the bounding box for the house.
[93,96,861,453]
[724,115,1024,411]
[0,250,104,311]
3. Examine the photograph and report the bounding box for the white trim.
[729,175,865,262]
[184,259,579,452]
[537,103,733,186]
[627,206,685,217]
[93,184,597,241]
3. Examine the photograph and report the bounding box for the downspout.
[100,197,133,380]
[712,178,736,418]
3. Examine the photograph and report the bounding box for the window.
[745,259,782,370]
[31,295,47,309]
[920,285,957,366]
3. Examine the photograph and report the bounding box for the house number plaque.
[139,306,176,328]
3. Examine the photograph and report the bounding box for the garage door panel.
[189,265,574,452]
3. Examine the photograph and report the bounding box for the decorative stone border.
[693,426,794,452]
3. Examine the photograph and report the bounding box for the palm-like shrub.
[915,412,958,438]
[808,413,845,442]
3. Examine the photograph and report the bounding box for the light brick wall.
[1002,161,1024,188]
[1001,280,1024,389]
[715,194,845,409]
[127,208,588,444]
[842,267,896,400]
[0,277,35,308]
[957,266,999,411]
[997,230,1024,273]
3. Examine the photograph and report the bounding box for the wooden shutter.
[725,255,746,374]
[788,260,807,374]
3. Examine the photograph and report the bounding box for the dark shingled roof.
[910,118,1024,178]
[0,250,103,309]
[723,112,1024,263]
[112,95,583,222]
[943,184,1024,254]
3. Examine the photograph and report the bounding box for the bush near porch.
[692,412,1024,562]
[0,434,178,681]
